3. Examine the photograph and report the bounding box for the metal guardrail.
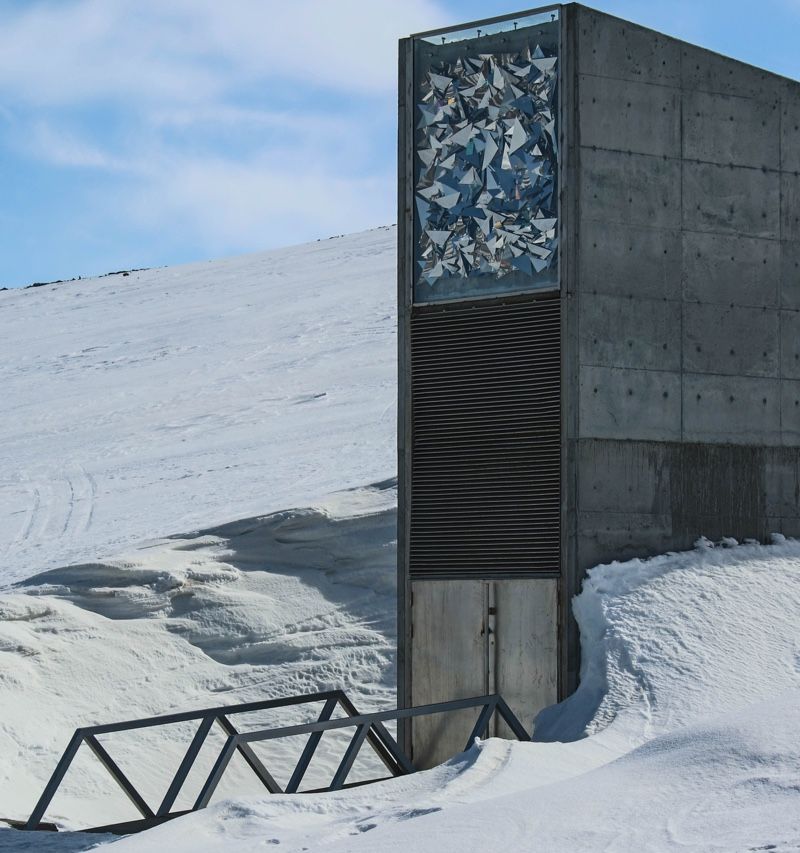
[23,690,530,834]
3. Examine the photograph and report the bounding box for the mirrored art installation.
[415,43,558,299]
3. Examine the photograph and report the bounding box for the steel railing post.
[24,730,85,830]
[193,736,238,810]
[84,735,154,819]
[156,715,215,816]
[329,724,369,791]
[464,697,499,750]
[494,697,532,742]
[285,697,338,794]
[216,714,282,794]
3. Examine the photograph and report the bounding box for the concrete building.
[397,3,800,765]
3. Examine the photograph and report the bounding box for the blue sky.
[1,0,799,288]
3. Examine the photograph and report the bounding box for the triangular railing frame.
[23,690,530,834]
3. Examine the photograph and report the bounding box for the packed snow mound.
[98,537,800,853]
[4,533,799,852]
[107,691,800,853]
[0,483,397,831]
[535,535,800,748]
[0,226,396,584]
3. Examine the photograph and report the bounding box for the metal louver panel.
[409,296,561,580]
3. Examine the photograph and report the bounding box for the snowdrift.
[0,226,396,584]
[103,537,800,853]
[536,535,800,748]
[0,483,398,833]
[1,229,799,851]
[3,529,799,852]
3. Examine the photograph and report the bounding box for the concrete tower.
[398,3,800,766]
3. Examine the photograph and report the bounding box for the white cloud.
[0,1,219,106]
[0,0,447,106]
[25,120,130,170]
[123,152,394,254]
[0,0,447,276]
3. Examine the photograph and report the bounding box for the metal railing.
[24,690,530,834]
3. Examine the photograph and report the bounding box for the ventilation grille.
[409,296,561,580]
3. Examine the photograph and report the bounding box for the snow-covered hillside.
[1,229,800,853]
[0,230,400,844]
[0,226,396,583]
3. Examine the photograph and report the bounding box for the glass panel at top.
[413,9,560,304]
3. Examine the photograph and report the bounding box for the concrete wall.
[568,6,800,613]
[401,3,800,718]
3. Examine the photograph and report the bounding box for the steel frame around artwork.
[23,689,530,835]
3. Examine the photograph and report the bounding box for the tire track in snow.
[84,469,97,532]
[9,467,98,562]
[3,482,41,559]
[59,465,97,538]
[17,485,40,547]
[61,472,76,536]
[30,479,54,544]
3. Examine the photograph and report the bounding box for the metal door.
[410,578,558,768]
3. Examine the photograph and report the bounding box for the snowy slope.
[0,484,399,833]
[105,538,800,853]
[106,695,800,853]
[0,229,401,843]
[1,229,800,852]
[0,227,396,584]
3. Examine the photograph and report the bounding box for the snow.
[1,228,800,852]
[97,538,800,853]
[0,226,396,583]
[0,483,398,831]
[535,535,800,749]
[99,693,800,853]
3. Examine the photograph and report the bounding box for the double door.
[410,578,558,768]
